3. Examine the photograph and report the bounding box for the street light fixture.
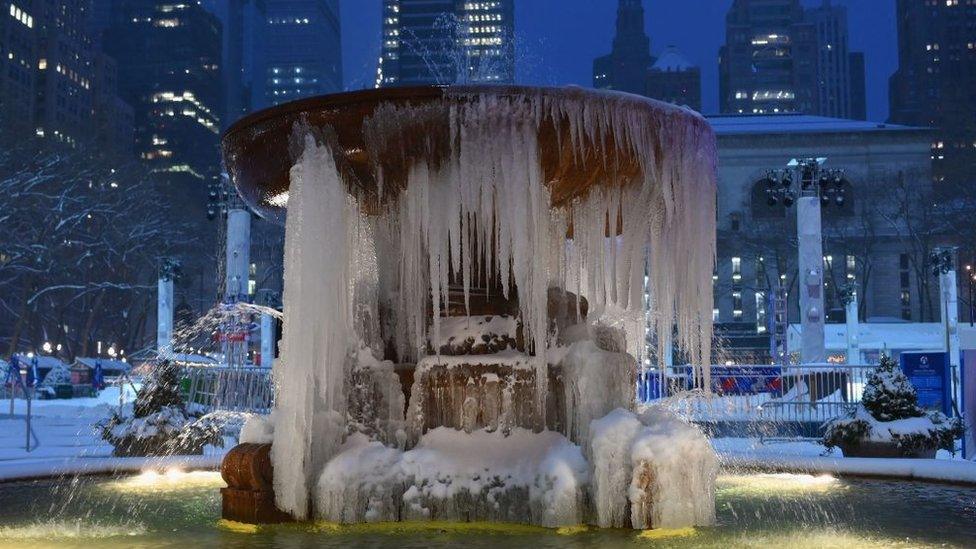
[762,158,850,365]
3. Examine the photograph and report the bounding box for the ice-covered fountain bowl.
[217,84,723,529]
[221,85,714,225]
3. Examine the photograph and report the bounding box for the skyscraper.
[262,0,342,107]
[0,2,41,135]
[378,0,515,88]
[719,0,815,115]
[592,1,701,111]
[592,0,652,95]
[104,1,223,186]
[201,0,268,126]
[889,0,976,184]
[719,0,865,118]
[0,0,132,155]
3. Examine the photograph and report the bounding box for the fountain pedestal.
[220,443,293,524]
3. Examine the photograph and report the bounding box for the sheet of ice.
[720,451,976,484]
[631,406,717,529]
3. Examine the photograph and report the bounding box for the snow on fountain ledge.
[268,89,718,523]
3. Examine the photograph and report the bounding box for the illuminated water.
[0,471,973,548]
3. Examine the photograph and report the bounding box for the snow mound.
[316,428,589,527]
[240,413,275,444]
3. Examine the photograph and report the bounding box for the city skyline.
[341,0,897,121]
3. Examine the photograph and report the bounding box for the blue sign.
[899,351,951,415]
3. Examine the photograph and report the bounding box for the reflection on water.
[0,472,973,548]
[102,470,223,493]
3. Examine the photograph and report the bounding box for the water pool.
[0,470,973,548]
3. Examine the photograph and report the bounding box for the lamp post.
[839,282,859,364]
[762,158,849,365]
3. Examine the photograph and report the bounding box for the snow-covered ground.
[713,437,976,485]
[0,386,228,481]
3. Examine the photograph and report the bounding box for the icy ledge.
[314,406,717,530]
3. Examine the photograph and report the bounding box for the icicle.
[274,87,718,517]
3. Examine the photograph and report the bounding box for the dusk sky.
[340,0,898,122]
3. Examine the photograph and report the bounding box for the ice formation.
[271,88,717,522]
[316,428,589,527]
[589,407,717,529]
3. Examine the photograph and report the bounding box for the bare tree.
[0,136,188,359]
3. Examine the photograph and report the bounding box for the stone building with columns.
[707,114,936,362]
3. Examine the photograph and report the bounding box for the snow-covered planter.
[823,356,964,458]
[98,360,224,457]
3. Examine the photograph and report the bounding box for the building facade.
[377,0,515,88]
[0,0,132,154]
[645,46,701,112]
[889,0,976,184]
[262,0,341,107]
[104,1,222,186]
[719,0,866,118]
[709,114,935,361]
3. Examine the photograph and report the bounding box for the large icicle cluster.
[271,88,717,520]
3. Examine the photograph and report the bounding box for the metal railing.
[182,366,274,415]
[641,363,876,434]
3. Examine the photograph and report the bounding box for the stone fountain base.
[221,443,292,524]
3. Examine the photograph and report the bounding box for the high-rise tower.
[889,0,976,184]
[592,0,653,95]
[377,0,515,88]
[719,0,865,118]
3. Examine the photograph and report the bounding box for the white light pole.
[933,248,961,413]
[843,285,859,364]
[157,259,180,358]
[261,310,276,369]
[225,207,252,303]
[763,158,848,365]
[796,189,826,364]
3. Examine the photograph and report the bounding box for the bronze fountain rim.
[221,84,706,145]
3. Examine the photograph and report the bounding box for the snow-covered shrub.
[860,355,922,421]
[823,355,964,455]
[98,360,223,457]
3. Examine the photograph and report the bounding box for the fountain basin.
[1,471,973,548]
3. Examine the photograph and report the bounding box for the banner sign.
[709,366,782,395]
[899,351,951,415]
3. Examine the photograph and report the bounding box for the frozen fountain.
[219,85,718,529]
